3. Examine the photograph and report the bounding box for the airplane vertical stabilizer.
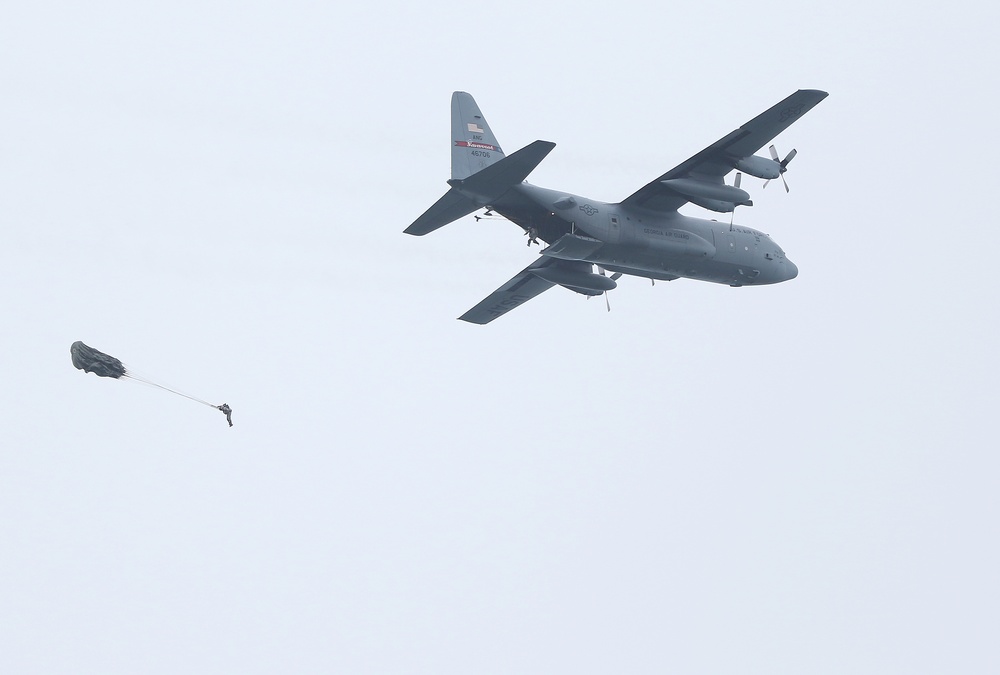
[452,92,505,180]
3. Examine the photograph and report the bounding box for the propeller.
[730,172,743,227]
[763,145,797,192]
[596,266,621,312]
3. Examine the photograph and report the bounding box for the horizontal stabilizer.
[448,140,555,202]
[405,140,556,236]
[404,189,480,236]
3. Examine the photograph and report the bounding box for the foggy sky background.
[2,1,997,673]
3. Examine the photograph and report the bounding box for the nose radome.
[785,260,798,280]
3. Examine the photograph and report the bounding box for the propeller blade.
[610,272,622,280]
[729,171,744,225]
[765,146,796,191]
[604,291,611,312]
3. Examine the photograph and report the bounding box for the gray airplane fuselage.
[405,89,826,323]
[495,183,798,287]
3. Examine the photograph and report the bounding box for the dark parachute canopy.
[70,341,233,426]
[71,341,127,379]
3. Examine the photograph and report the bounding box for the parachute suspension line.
[122,373,216,408]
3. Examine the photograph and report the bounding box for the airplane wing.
[621,89,828,213]
[458,257,558,324]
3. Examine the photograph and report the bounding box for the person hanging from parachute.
[70,341,234,427]
[216,403,233,427]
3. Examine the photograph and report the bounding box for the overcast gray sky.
[2,1,997,673]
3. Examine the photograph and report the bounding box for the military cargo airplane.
[405,89,827,324]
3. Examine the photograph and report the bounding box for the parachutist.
[72,341,226,421]
[525,227,539,246]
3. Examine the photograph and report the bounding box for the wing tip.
[797,88,830,100]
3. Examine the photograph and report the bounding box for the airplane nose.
[785,260,798,280]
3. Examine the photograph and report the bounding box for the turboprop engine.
[530,265,617,296]
[737,145,798,192]
[734,154,782,179]
[659,177,752,214]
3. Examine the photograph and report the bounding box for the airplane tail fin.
[451,91,505,180]
[405,92,554,236]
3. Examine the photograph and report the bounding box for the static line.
[123,373,215,408]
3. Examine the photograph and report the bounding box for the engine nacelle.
[660,178,751,207]
[530,266,617,294]
[684,196,743,214]
[734,155,782,180]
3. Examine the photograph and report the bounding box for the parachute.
[70,341,233,426]
[71,341,126,379]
